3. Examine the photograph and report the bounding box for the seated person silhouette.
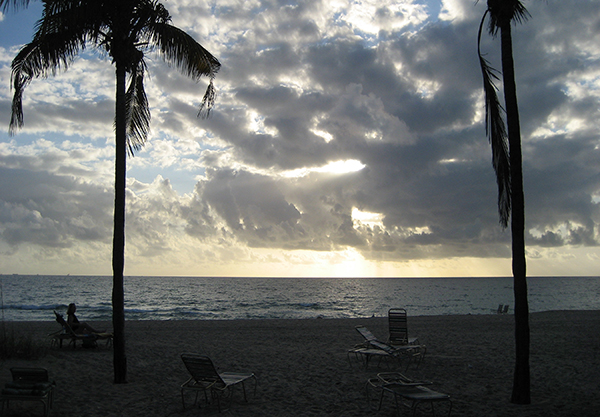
[66,303,105,334]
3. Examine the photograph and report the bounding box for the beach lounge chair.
[353,326,426,370]
[496,304,510,314]
[50,310,112,348]
[0,368,55,417]
[180,353,257,412]
[348,345,398,369]
[366,373,452,416]
[388,308,419,345]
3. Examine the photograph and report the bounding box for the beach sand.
[0,310,598,416]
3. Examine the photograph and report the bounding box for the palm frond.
[9,31,87,134]
[486,0,530,36]
[151,23,220,79]
[0,0,30,12]
[198,79,217,118]
[131,0,170,40]
[478,10,511,228]
[9,0,102,134]
[125,60,150,156]
[40,0,108,43]
[150,21,221,117]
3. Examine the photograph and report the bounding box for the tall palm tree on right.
[478,0,531,405]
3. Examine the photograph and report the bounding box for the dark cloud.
[0,0,599,273]
[194,168,304,248]
[0,165,112,248]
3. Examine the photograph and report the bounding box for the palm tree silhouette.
[0,0,30,9]
[7,0,220,383]
[478,0,531,404]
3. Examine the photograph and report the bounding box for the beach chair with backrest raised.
[496,304,509,314]
[50,310,112,348]
[180,353,257,413]
[0,368,55,417]
[388,308,419,345]
[351,326,426,370]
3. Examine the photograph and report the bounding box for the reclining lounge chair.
[366,372,452,416]
[0,368,55,417]
[388,308,419,345]
[50,311,112,348]
[350,326,426,370]
[180,353,257,413]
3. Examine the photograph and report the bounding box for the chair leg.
[365,378,387,412]
[365,380,374,410]
[393,392,401,416]
[379,387,389,411]
[181,388,200,409]
[212,389,223,413]
[215,392,221,413]
[252,375,258,397]
[412,400,433,417]
[240,381,248,402]
[404,355,413,371]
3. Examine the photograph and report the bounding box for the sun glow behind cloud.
[282,159,366,178]
[352,208,383,228]
[0,1,599,277]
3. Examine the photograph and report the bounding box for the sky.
[0,0,598,278]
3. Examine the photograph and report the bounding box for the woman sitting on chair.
[67,303,104,334]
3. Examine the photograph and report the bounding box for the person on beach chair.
[50,306,112,349]
[66,303,105,334]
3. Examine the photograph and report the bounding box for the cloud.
[0,165,112,248]
[0,0,598,276]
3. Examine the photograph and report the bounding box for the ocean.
[1,275,599,322]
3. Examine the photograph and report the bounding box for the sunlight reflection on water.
[0,275,598,321]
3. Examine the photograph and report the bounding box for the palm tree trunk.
[112,62,128,384]
[500,22,530,405]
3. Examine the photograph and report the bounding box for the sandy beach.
[1,310,598,416]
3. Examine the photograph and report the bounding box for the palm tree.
[0,0,30,10]
[478,0,531,404]
[8,0,220,383]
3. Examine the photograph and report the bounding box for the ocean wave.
[0,275,598,321]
